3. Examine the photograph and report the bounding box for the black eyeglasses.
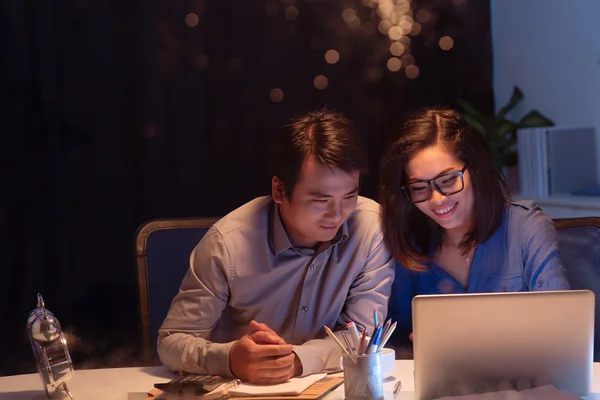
[402,165,468,203]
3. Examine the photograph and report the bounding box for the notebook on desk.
[149,373,343,400]
[412,290,595,400]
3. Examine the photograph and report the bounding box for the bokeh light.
[265,2,279,16]
[285,6,299,20]
[365,67,383,82]
[347,17,361,29]
[415,9,431,24]
[360,22,377,35]
[386,57,402,72]
[342,8,357,23]
[269,88,284,102]
[325,50,340,64]
[439,36,454,51]
[401,54,415,66]
[387,26,403,41]
[410,22,422,36]
[228,58,242,71]
[405,65,419,79]
[313,75,329,90]
[378,20,392,35]
[373,0,415,66]
[390,42,405,56]
[195,54,209,68]
[184,13,199,28]
[142,124,156,138]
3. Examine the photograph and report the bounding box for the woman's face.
[405,143,475,235]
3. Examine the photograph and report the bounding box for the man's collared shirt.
[158,195,394,377]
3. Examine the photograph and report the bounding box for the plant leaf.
[495,119,518,142]
[456,98,493,142]
[462,114,489,140]
[497,86,524,121]
[456,98,487,124]
[517,110,554,128]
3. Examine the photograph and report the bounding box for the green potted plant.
[456,86,554,171]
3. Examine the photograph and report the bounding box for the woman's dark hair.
[272,108,369,200]
[379,107,510,271]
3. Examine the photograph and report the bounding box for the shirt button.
[537,279,544,288]
[310,264,316,271]
[300,306,308,312]
[502,285,508,292]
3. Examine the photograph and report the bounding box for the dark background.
[2,0,493,375]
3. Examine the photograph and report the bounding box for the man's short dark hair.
[271,108,369,199]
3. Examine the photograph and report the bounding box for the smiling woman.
[378,107,571,347]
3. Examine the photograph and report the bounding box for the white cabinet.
[526,195,600,218]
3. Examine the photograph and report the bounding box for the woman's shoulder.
[507,199,535,213]
[504,200,553,230]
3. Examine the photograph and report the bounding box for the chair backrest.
[134,217,220,365]
[554,217,600,361]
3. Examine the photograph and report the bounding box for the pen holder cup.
[341,351,384,400]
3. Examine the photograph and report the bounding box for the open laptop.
[412,290,595,400]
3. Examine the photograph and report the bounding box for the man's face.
[273,155,360,248]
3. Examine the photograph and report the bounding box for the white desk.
[2,361,600,400]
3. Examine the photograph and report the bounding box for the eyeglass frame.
[401,164,469,204]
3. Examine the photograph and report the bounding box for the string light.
[374,0,415,71]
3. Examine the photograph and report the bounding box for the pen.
[323,325,351,355]
[393,380,402,397]
[367,324,382,354]
[373,309,379,327]
[382,318,392,338]
[378,321,397,351]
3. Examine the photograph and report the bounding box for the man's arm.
[157,227,234,376]
[292,227,395,375]
[158,228,295,382]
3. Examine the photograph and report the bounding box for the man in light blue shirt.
[158,109,394,383]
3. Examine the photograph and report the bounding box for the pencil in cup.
[325,319,396,356]
[323,325,355,356]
